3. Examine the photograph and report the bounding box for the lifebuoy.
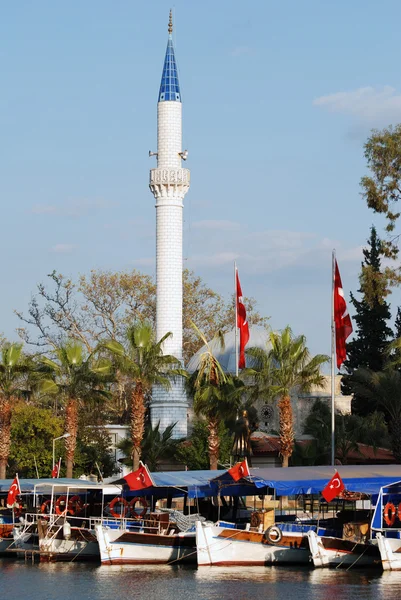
[129,497,148,520]
[264,525,283,544]
[55,495,68,516]
[67,495,83,516]
[109,497,128,518]
[40,499,51,515]
[398,503,401,524]
[383,502,396,527]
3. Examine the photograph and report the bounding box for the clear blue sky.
[1,0,401,358]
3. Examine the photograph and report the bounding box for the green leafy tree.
[188,325,243,470]
[0,343,35,478]
[73,426,117,479]
[343,367,401,461]
[245,327,328,467]
[8,403,64,478]
[342,227,393,415]
[39,340,112,477]
[360,125,401,295]
[102,323,182,471]
[175,420,233,470]
[302,399,389,465]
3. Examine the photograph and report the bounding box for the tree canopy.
[341,227,393,416]
[16,268,267,364]
[361,125,401,295]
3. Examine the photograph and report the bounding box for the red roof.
[250,433,395,464]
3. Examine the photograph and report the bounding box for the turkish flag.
[228,459,250,482]
[334,260,353,368]
[51,459,61,479]
[7,477,21,508]
[124,464,155,491]
[322,471,345,502]
[236,269,250,369]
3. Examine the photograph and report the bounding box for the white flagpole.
[331,250,336,466]
[234,262,239,377]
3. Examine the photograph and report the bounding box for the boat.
[196,520,311,566]
[95,510,198,565]
[0,516,15,555]
[9,479,107,561]
[371,478,401,570]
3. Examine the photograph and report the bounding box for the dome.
[187,325,271,374]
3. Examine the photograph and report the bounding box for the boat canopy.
[116,464,401,498]
[2,465,401,499]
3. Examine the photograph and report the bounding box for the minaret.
[149,11,190,438]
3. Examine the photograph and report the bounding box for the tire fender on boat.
[264,525,283,544]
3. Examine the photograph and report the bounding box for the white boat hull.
[95,524,196,565]
[196,522,310,566]
[377,533,401,571]
[307,530,381,568]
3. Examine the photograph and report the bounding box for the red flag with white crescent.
[228,459,250,482]
[322,470,345,502]
[236,269,250,369]
[123,464,155,491]
[334,260,353,368]
[7,476,21,508]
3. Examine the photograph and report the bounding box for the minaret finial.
[168,9,173,35]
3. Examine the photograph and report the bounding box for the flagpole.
[234,261,239,377]
[331,249,336,466]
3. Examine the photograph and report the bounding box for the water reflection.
[2,559,401,600]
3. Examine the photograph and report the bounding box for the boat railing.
[19,512,175,536]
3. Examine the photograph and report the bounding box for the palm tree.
[0,343,34,478]
[352,368,401,462]
[245,326,329,467]
[117,421,177,471]
[189,325,243,470]
[102,323,181,470]
[39,340,111,477]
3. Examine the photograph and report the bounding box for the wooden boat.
[95,512,197,565]
[0,521,15,554]
[196,520,312,566]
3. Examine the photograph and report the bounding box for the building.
[149,12,190,439]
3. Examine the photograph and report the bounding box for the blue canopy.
[3,465,401,499]
[117,464,401,499]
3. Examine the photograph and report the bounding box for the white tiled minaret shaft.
[149,12,190,438]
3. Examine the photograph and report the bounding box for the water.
[2,559,401,600]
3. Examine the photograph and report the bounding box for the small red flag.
[7,477,21,508]
[228,459,250,482]
[334,260,353,368]
[51,459,61,479]
[124,464,155,491]
[236,269,250,369]
[322,471,345,502]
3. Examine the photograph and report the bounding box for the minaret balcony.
[149,168,190,199]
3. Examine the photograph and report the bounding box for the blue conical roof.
[158,35,181,102]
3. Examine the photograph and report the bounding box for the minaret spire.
[168,9,173,35]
